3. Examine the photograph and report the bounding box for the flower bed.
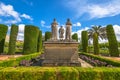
[79,52,120,67]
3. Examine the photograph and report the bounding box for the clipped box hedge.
[0,67,120,80]
[0,53,40,67]
[80,52,120,67]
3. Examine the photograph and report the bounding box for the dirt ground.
[103,56,120,61]
[0,55,22,61]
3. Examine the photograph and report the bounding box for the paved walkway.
[78,58,93,68]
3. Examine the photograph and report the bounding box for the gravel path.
[78,58,93,68]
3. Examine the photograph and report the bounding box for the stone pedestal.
[42,41,81,66]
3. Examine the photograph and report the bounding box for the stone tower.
[51,19,58,41]
[65,18,72,41]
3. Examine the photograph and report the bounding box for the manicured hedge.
[23,25,39,54]
[72,33,78,41]
[0,53,40,67]
[81,31,88,52]
[37,30,42,52]
[45,31,51,41]
[8,24,18,55]
[0,24,8,54]
[106,24,119,57]
[79,52,120,67]
[93,33,99,55]
[0,67,120,80]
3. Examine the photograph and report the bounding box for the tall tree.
[37,30,42,52]
[0,24,8,54]
[72,33,78,41]
[45,31,51,41]
[106,25,119,57]
[88,25,106,54]
[8,24,18,55]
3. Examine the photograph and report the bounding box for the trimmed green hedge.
[8,24,18,55]
[72,33,78,41]
[80,52,120,67]
[45,31,51,41]
[93,33,99,55]
[81,31,88,52]
[0,53,40,67]
[0,24,8,54]
[23,25,39,54]
[0,67,120,80]
[37,30,42,52]
[106,24,119,57]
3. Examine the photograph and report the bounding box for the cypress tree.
[0,24,8,54]
[8,24,18,55]
[93,33,99,55]
[81,31,88,52]
[106,24,119,57]
[37,30,42,52]
[23,25,39,54]
[72,33,78,41]
[45,31,51,41]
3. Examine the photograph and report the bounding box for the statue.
[65,19,72,41]
[59,26,64,40]
[51,19,58,41]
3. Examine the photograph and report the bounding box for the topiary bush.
[106,24,119,57]
[23,25,39,54]
[0,24,8,54]
[93,33,99,55]
[8,24,18,55]
[72,33,78,41]
[81,31,88,52]
[37,30,42,52]
[45,31,51,41]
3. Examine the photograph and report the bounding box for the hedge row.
[0,53,40,67]
[0,24,8,54]
[8,24,18,54]
[93,33,99,55]
[23,25,39,54]
[79,52,120,67]
[0,67,120,80]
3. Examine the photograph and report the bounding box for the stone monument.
[42,19,81,66]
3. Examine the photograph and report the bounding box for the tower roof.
[66,18,72,25]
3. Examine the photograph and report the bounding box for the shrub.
[81,31,88,52]
[37,30,42,52]
[0,24,8,54]
[106,24,119,57]
[93,33,99,55]
[45,31,51,41]
[23,25,39,54]
[8,24,18,55]
[72,33,78,41]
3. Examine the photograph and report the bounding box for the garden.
[0,24,120,79]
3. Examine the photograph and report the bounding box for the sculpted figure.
[65,19,72,40]
[51,19,58,41]
[59,26,64,40]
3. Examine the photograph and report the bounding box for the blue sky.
[0,0,120,41]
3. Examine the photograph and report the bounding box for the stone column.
[65,19,72,41]
[51,19,58,41]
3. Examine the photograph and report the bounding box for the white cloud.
[40,20,46,27]
[73,22,81,27]
[65,0,120,19]
[113,25,120,41]
[0,2,33,24]
[21,14,33,20]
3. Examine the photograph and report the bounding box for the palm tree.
[88,25,107,54]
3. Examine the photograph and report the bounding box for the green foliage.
[72,33,78,41]
[0,24,8,54]
[0,53,40,67]
[81,31,88,52]
[23,25,39,54]
[0,67,120,80]
[8,24,18,55]
[79,52,120,67]
[45,31,51,41]
[37,30,42,52]
[93,33,99,55]
[106,24,119,57]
